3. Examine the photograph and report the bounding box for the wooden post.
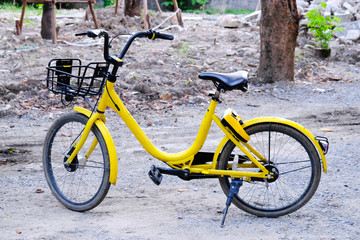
[84,6,90,21]
[115,0,119,14]
[18,0,100,37]
[256,0,261,11]
[115,0,124,14]
[143,0,150,29]
[16,0,28,35]
[154,0,162,14]
[88,0,99,29]
[51,0,56,44]
[172,0,184,27]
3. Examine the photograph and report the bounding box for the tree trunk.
[124,0,142,17]
[257,0,300,83]
[41,1,56,41]
[173,0,184,27]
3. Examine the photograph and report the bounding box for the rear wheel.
[43,112,110,211]
[218,123,321,217]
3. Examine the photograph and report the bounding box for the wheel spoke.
[43,113,110,211]
[218,123,321,217]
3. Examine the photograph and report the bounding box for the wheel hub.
[265,164,279,183]
[64,147,79,172]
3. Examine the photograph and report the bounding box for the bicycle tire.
[43,112,111,211]
[218,123,321,217]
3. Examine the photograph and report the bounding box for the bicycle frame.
[65,71,328,186]
[65,80,278,184]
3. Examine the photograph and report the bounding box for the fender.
[74,107,118,184]
[242,117,327,173]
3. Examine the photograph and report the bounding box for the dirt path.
[1,80,360,239]
[1,6,360,240]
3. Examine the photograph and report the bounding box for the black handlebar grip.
[157,32,174,40]
[75,32,87,36]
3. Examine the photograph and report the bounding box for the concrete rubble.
[215,14,244,28]
[298,0,360,43]
[237,0,360,43]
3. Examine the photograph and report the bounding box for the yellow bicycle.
[43,30,329,225]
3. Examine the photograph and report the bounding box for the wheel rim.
[220,124,320,215]
[46,120,108,205]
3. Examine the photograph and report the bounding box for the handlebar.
[75,29,174,66]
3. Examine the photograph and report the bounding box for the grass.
[0,2,42,12]
[185,8,254,15]
[1,3,253,16]
[225,8,253,15]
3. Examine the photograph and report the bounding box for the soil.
[1,6,360,240]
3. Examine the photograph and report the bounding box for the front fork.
[64,112,102,166]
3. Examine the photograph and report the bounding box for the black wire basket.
[46,58,109,98]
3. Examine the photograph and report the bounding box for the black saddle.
[198,71,248,92]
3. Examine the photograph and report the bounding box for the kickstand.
[220,178,243,228]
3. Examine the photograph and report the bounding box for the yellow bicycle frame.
[66,80,327,185]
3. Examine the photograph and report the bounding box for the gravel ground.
[0,6,360,240]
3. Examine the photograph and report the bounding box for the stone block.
[298,0,310,8]
[324,11,352,22]
[345,29,360,41]
[244,10,261,21]
[335,20,360,42]
[216,15,242,28]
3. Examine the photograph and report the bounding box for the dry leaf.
[35,189,44,193]
[319,128,334,132]
[177,189,188,192]
[328,76,342,81]
[60,133,72,137]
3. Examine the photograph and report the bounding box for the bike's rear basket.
[46,59,109,97]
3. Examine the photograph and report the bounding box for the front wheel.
[218,123,321,217]
[43,112,111,211]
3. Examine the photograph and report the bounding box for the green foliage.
[204,7,220,14]
[0,1,42,14]
[103,0,115,7]
[172,42,192,56]
[162,0,208,11]
[305,2,344,49]
[0,2,20,11]
[192,0,209,10]
[225,8,253,15]
[24,19,34,26]
[161,0,188,10]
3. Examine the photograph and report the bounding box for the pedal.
[220,178,243,228]
[148,165,163,185]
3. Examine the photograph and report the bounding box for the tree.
[257,0,300,83]
[124,0,142,17]
[41,1,56,42]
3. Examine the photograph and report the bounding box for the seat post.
[213,89,222,101]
